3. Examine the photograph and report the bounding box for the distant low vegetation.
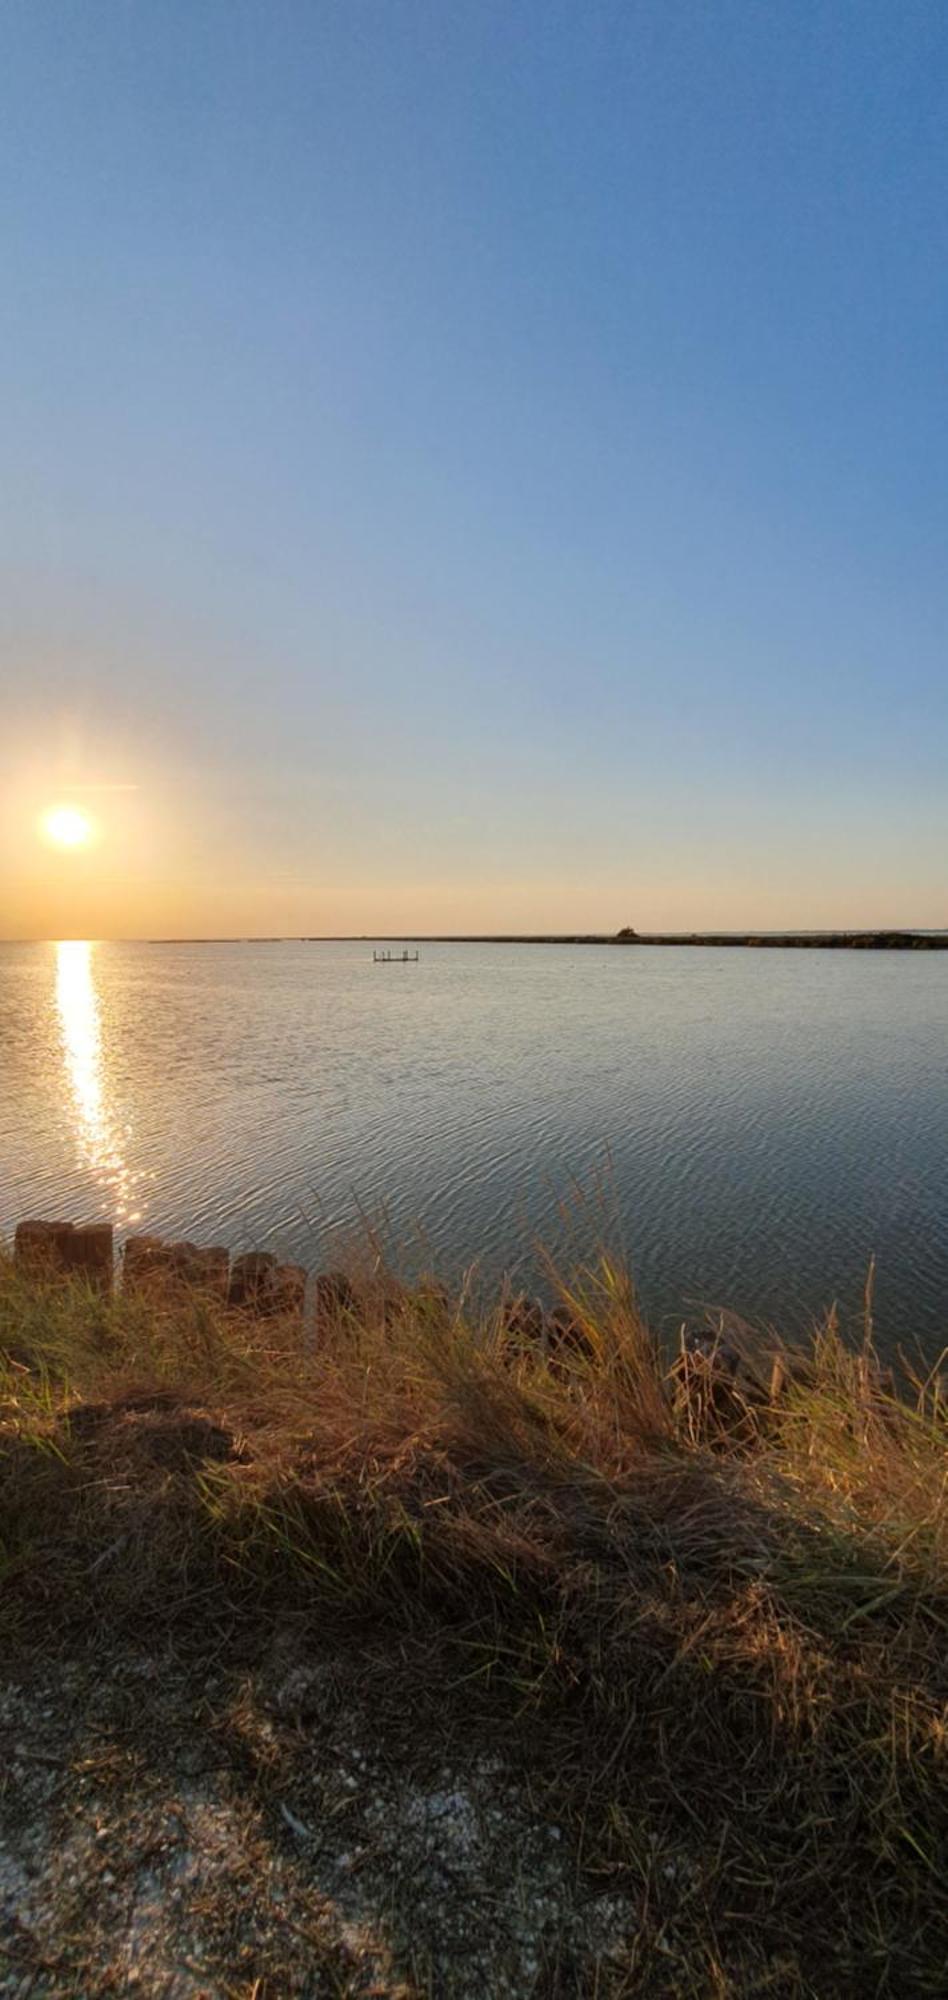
[2,1247,947,1994]
[613,926,945,948]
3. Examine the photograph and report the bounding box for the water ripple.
[1,941,946,1352]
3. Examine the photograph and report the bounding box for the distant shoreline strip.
[116,930,948,950]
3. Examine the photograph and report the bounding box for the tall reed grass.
[2,1244,946,1993]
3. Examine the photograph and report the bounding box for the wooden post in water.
[14,1219,114,1293]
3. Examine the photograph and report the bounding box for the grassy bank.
[2,1249,947,1996]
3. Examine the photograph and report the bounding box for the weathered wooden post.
[67,1224,114,1289]
[123,1234,230,1299]
[14,1219,114,1293]
[14,1219,74,1275]
[229,1252,307,1321]
[228,1251,278,1311]
[269,1263,307,1318]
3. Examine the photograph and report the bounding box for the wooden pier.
[373,948,420,963]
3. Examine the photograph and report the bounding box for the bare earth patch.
[4,1255,947,1994]
[0,1644,637,1999]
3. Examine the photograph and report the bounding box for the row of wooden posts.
[12,1219,308,1319]
[11,1220,602,1380]
[8,1220,825,1427]
[10,1219,583,1352]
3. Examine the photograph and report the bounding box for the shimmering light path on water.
[1,941,945,1353]
[53,941,145,1226]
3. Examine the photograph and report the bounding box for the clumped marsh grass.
[1,1245,947,1995]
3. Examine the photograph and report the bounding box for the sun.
[40,804,96,851]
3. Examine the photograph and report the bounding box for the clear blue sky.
[2,0,945,936]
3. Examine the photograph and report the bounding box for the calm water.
[1,940,946,1353]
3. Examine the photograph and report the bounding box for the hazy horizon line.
[3,926,946,947]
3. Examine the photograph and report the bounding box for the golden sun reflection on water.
[55,941,144,1224]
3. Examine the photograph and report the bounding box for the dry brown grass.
[1,1247,947,1995]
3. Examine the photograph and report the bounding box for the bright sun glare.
[41,804,96,851]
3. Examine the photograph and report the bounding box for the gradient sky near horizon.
[2,0,946,939]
